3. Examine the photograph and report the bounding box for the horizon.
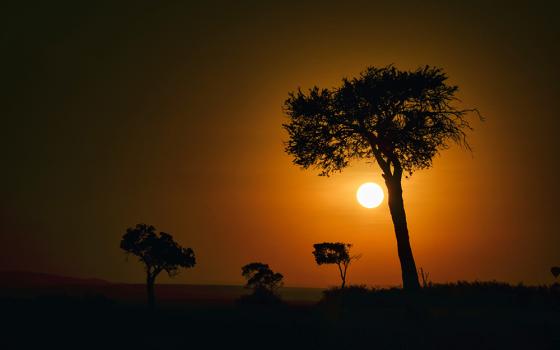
[0,269,397,289]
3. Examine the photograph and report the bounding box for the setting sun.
[356,182,384,208]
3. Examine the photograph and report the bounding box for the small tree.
[120,223,196,309]
[241,262,284,295]
[552,266,560,279]
[313,242,359,288]
[284,65,480,290]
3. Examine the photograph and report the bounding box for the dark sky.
[1,1,559,287]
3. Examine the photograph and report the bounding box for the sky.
[1,0,559,287]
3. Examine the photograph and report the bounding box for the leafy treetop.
[241,262,284,292]
[283,65,480,178]
[120,223,196,277]
[313,242,352,265]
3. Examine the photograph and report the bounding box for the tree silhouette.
[283,65,480,290]
[552,266,560,279]
[120,223,196,309]
[313,242,359,288]
[241,262,284,295]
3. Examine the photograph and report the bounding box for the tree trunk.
[338,263,346,289]
[384,175,420,291]
[146,273,156,309]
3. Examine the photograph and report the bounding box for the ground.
[2,281,559,349]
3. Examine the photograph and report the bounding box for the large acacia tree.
[283,65,479,290]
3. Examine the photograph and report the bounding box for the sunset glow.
[2,2,558,347]
[1,1,557,290]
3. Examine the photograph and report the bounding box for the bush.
[318,281,560,311]
[236,289,284,307]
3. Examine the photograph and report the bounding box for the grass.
[2,282,559,349]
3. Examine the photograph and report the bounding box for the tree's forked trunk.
[384,175,420,291]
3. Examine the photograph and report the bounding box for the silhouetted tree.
[120,223,196,309]
[313,242,359,288]
[552,266,560,278]
[283,65,480,290]
[241,262,284,295]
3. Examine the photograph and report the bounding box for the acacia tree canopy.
[241,262,284,293]
[120,223,196,277]
[283,65,479,178]
[313,242,352,265]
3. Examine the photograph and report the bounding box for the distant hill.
[0,270,111,287]
[0,270,324,304]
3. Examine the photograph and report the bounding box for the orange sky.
[1,1,559,287]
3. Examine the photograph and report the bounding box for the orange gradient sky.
[1,1,559,287]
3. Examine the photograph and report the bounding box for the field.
[2,273,560,349]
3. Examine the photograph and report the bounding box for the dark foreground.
[3,282,560,349]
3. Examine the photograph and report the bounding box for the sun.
[356,182,384,208]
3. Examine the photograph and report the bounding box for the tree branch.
[358,119,392,175]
